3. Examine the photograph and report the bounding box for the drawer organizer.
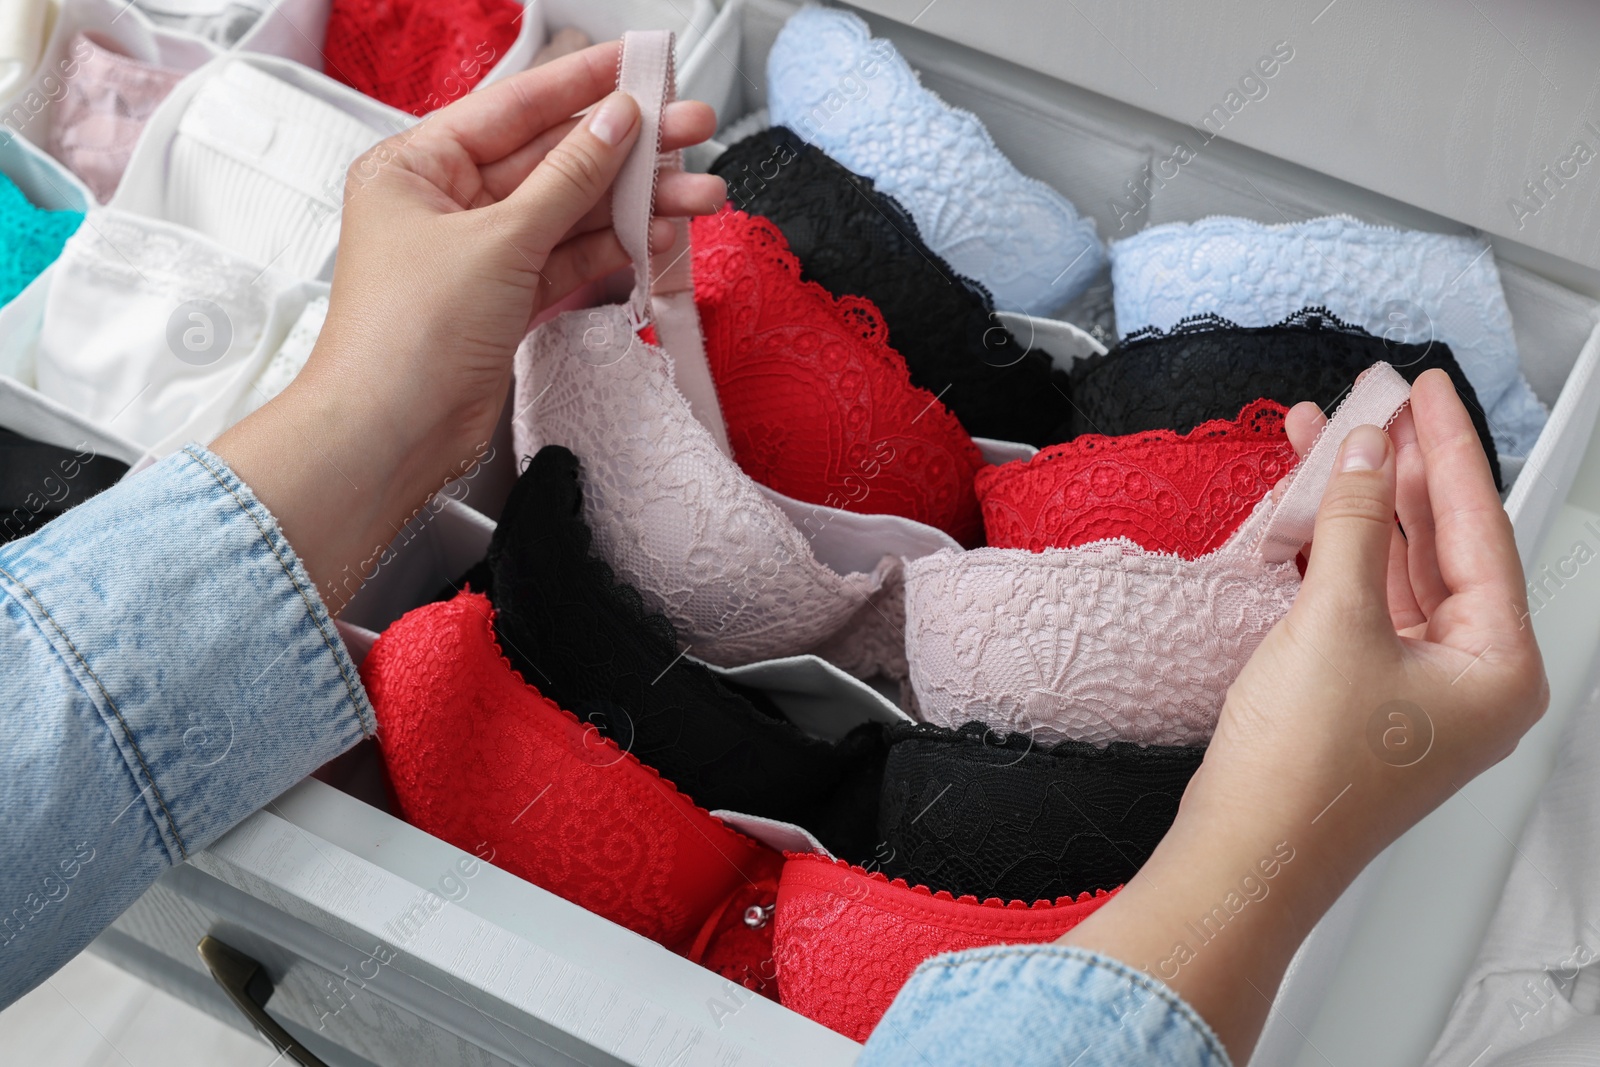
[2,0,1599,1065]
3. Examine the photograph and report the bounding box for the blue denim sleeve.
[0,445,374,1008]
[858,945,1233,1067]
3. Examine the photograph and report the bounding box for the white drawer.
[45,1,1600,1065]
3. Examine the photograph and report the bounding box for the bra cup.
[771,852,1116,1041]
[765,7,1103,315]
[904,498,1301,747]
[690,206,986,544]
[512,304,903,672]
[1110,216,1546,461]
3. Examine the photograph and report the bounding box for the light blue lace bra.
[0,174,83,307]
[1110,215,1548,462]
[766,6,1104,317]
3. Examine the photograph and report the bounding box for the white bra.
[905,362,1414,746]
[512,30,947,677]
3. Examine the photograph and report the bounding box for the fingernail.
[588,92,637,146]
[1340,424,1388,472]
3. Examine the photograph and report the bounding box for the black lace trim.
[711,127,1075,446]
[873,721,1203,902]
[485,445,888,860]
[1121,306,1374,345]
[1072,307,1503,489]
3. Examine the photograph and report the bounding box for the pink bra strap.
[613,30,676,324]
[1256,362,1412,563]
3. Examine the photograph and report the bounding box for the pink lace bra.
[48,34,185,203]
[906,364,1413,746]
[510,32,904,676]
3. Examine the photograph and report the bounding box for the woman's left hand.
[215,41,725,604]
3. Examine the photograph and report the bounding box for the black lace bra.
[711,126,1074,447]
[875,722,1204,902]
[486,445,888,860]
[1071,309,1502,489]
[0,429,129,545]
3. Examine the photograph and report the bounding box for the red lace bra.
[975,399,1295,557]
[324,0,521,116]
[773,853,1117,1041]
[692,206,987,547]
[361,590,783,990]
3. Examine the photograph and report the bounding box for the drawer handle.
[197,934,331,1067]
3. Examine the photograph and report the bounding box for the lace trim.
[1121,305,1373,345]
[1069,306,1502,490]
[1109,214,1546,460]
[512,303,902,673]
[691,206,986,545]
[976,399,1293,556]
[710,126,1074,448]
[766,6,1103,315]
[886,719,1209,767]
[781,851,1118,911]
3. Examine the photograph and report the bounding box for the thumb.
[1298,423,1398,623]
[496,91,642,254]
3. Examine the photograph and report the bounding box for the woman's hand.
[1060,369,1547,1062]
[215,42,725,604]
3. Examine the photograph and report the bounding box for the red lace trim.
[692,207,987,547]
[976,398,1296,557]
[772,852,1118,1041]
[361,591,782,985]
[325,0,522,116]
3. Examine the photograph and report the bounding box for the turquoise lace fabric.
[0,174,83,306]
[767,7,1104,316]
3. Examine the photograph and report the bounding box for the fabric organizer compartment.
[475,0,732,106]
[132,0,333,69]
[336,485,915,740]
[685,0,1600,578]
[109,52,410,281]
[0,205,331,465]
[0,0,217,203]
[0,0,334,198]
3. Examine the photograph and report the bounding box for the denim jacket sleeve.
[858,944,1233,1067]
[0,445,374,1009]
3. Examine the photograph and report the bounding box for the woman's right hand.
[1200,368,1547,896]
[1061,368,1547,1062]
